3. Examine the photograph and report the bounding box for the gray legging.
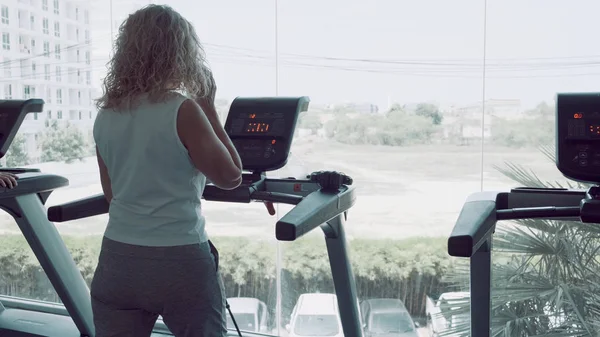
[90,237,228,337]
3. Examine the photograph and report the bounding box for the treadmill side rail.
[506,188,585,210]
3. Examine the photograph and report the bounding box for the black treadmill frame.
[447,187,584,337]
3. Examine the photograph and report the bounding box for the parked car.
[360,298,419,337]
[226,297,269,333]
[286,293,344,337]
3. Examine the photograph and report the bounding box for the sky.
[89,0,600,111]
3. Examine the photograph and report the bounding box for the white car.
[286,293,344,337]
[226,297,269,333]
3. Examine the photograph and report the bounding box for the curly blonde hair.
[96,4,212,110]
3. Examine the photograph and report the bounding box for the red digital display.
[574,113,584,119]
[245,122,270,133]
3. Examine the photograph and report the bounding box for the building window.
[75,28,79,41]
[4,84,12,99]
[46,87,51,102]
[23,85,32,99]
[78,91,81,105]
[53,21,59,37]
[2,32,9,50]
[29,15,34,30]
[84,10,89,24]
[1,5,8,25]
[89,110,92,119]
[31,62,36,78]
[30,39,35,52]
[84,29,89,42]
[85,51,90,65]
[77,69,81,83]
[76,49,80,62]
[56,89,62,104]
[47,110,51,119]
[86,71,91,85]
[55,66,61,81]
[78,111,82,120]
[43,18,48,34]
[43,41,50,56]
[53,0,59,15]
[42,0,48,11]
[57,110,62,119]
[44,64,50,80]
[54,44,60,59]
[75,8,79,21]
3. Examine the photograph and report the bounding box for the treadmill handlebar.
[449,187,590,258]
[47,194,107,222]
[448,192,499,258]
[48,171,353,223]
[276,185,356,241]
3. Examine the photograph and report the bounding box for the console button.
[580,159,589,167]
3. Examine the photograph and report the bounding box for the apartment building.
[0,0,94,160]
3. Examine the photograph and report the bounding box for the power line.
[5,34,600,82]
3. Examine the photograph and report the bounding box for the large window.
[0,1,598,337]
[43,40,49,56]
[2,32,9,50]
[1,5,8,24]
[53,21,59,37]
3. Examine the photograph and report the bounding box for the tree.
[38,120,87,163]
[4,134,30,167]
[297,112,323,135]
[442,145,600,336]
[526,101,554,118]
[491,116,554,148]
[415,103,443,125]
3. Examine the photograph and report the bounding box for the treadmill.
[0,97,363,337]
[447,92,600,337]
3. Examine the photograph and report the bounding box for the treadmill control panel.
[556,92,600,183]
[225,97,309,172]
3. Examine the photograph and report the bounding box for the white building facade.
[0,0,94,161]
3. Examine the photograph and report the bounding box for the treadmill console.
[556,92,600,183]
[225,96,310,172]
[0,99,44,159]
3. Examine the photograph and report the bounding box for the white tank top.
[93,92,208,247]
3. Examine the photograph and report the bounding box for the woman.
[91,5,273,337]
